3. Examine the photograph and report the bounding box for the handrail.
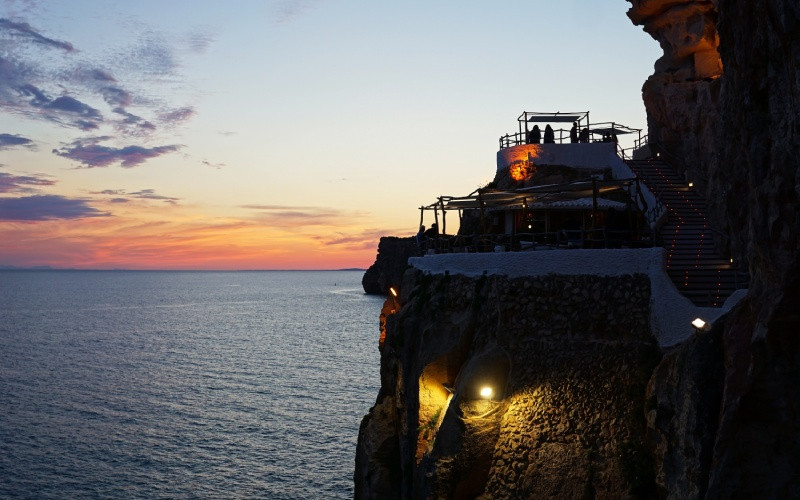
[500,121,642,149]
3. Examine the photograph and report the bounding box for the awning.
[519,111,589,123]
[589,125,639,136]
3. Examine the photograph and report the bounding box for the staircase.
[626,158,747,307]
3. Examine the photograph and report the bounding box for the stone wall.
[355,270,662,498]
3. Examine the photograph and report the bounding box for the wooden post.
[478,189,487,237]
[439,197,446,235]
[592,178,599,247]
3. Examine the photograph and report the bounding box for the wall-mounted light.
[479,386,493,399]
[688,182,694,189]
[692,317,707,331]
[389,287,398,298]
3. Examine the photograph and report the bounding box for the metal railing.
[499,121,642,150]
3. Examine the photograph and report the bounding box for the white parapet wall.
[408,248,747,347]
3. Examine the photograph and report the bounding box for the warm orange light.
[479,386,493,399]
[509,161,535,182]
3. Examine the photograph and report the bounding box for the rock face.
[362,236,421,295]
[629,0,799,496]
[627,1,724,240]
[355,271,662,497]
[356,1,799,496]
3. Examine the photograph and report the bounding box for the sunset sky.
[0,1,661,270]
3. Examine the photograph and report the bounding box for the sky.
[0,0,661,270]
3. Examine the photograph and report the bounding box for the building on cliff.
[356,111,751,498]
[359,0,800,493]
[408,110,747,346]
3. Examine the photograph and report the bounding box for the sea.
[0,270,384,499]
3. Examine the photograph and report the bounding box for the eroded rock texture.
[631,0,799,497]
[627,0,723,230]
[355,271,662,498]
[362,236,420,295]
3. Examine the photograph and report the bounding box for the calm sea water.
[0,270,384,498]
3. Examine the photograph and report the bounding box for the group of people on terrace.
[526,122,617,145]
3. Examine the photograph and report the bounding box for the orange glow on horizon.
[0,211,387,270]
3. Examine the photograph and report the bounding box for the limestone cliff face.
[357,2,798,496]
[362,236,420,295]
[356,271,661,497]
[630,0,799,497]
[627,0,723,238]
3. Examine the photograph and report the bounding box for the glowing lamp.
[688,182,694,188]
[692,318,707,330]
[389,287,398,297]
[479,386,493,399]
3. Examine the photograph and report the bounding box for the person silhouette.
[543,124,555,143]
[527,125,541,144]
[570,122,578,143]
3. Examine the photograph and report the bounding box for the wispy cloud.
[274,0,322,24]
[53,137,180,168]
[242,203,370,229]
[0,18,73,51]
[0,15,209,162]
[312,228,398,250]
[0,194,108,220]
[0,133,34,149]
[0,171,55,193]
[90,187,179,204]
[201,159,225,169]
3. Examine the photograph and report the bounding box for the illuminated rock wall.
[355,271,661,498]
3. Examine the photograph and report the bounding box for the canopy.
[590,127,635,135]
[518,111,589,123]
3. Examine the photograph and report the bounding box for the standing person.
[528,125,541,144]
[579,127,589,143]
[416,225,426,250]
[570,122,578,143]
[544,124,555,143]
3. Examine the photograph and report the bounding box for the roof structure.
[518,111,589,123]
[421,178,640,212]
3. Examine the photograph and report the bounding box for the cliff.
[356,1,799,497]
[362,236,421,295]
[630,0,799,496]
[356,270,662,497]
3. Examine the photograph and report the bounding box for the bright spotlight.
[389,287,398,297]
[479,386,493,399]
[692,318,707,330]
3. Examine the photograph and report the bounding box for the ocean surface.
[0,270,384,498]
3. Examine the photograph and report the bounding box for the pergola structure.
[418,177,649,237]
[499,111,642,149]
